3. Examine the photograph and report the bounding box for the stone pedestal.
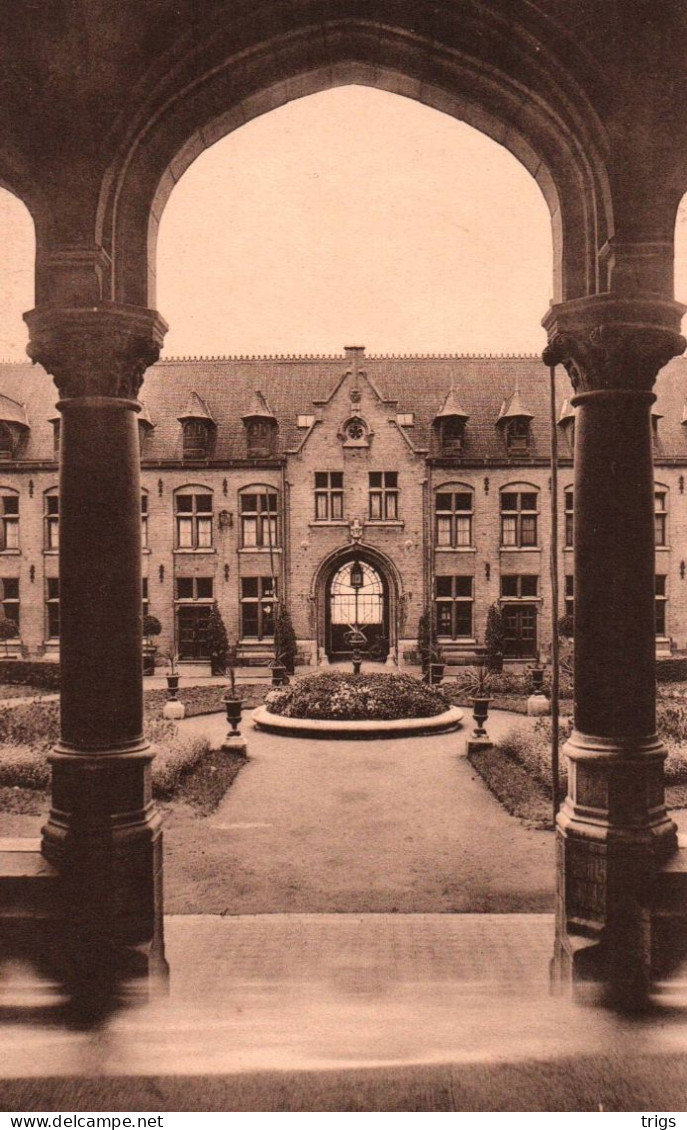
[23,304,169,999]
[544,296,685,1003]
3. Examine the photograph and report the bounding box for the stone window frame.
[434,574,474,640]
[434,483,474,548]
[240,575,277,640]
[655,484,669,548]
[45,576,59,640]
[656,574,668,637]
[0,488,19,554]
[368,471,399,521]
[505,417,531,455]
[174,485,214,552]
[0,577,20,637]
[43,487,59,553]
[314,471,344,522]
[239,484,280,550]
[500,484,539,549]
[564,486,574,548]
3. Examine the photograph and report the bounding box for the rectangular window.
[141,494,148,549]
[175,492,213,550]
[43,494,58,551]
[369,472,399,521]
[0,578,19,636]
[240,490,279,547]
[435,490,473,548]
[565,574,574,620]
[314,472,344,521]
[241,576,277,639]
[46,577,59,639]
[656,574,668,636]
[435,575,474,639]
[655,490,668,547]
[142,577,149,619]
[0,494,19,551]
[500,575,539,599]
[564,489,574,548]
[500,490,538,548]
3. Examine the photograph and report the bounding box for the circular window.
[345,418,365,441]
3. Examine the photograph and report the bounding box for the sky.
[0,84,686,360]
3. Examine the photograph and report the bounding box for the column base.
[40,742,168,1004]
[553,730,678,1004]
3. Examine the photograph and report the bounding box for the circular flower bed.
[263,671,449,721]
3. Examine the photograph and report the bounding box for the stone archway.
[313,544,403,665]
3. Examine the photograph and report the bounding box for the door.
[177,605,211,660]
[502,603,538,659]
[327,559,389,660]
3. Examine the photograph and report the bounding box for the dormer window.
[440,417,466,454]
[182,419,212,459]
[497,387,533,456]
[432,386,469,457]
[0,425,13,460]
[0,397,29,460]
[242,391,278,458]
[138,402,154,457]
[178,393,216,461]
[506,417,530,454]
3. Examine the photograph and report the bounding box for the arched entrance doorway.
[326,557,389,661]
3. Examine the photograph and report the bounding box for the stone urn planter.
[269,660,288,686]
[222,691,247,754]
[471,695,491,737]
[429,661,445,686]
[162,656,185,719]
[526,659,550,716]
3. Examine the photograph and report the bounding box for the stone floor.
[1,912,687,1111]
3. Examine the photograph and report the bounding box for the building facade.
[0,343,686,668]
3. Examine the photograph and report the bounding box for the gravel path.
[162,709,555,914]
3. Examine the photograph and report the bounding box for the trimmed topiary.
[485,603,505,672]
[274,602,298,674]
[264,671,449,721]
[207,601,230,675]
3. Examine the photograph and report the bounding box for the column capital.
[542,295,686,394]
[24,303,168,400]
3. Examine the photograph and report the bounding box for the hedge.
[0,660,61,690]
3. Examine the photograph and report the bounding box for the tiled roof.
[1,350,686,463]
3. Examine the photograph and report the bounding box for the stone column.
[543,296,685,1003]
[24,303,168,998]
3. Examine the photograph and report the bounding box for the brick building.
[0,343,685,668]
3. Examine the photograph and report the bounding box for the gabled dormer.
[558,398,575,453]
[242,390,278,458]
[497,387,534,455]
[48,411,60,461]
[432,385,469,455]
[178,393,216,460]
[138,400,155,456]
[0,396,29,459]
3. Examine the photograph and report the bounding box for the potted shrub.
[273,602,298,676]
[142,613,161,675]
[457,665,495,736]
[418,607,444,684]
[485,603,505,672]
[207,601,229,676]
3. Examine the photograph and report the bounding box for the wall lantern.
[158,479,164,496]
[485,562,491,581]
[350,560,364,590]
[222,478,228,496]
[158,564,165,583]
[28,479,34,498]
[680,475,685,496]
[483,476,490,495]
[681,561,686,581]
[224,564,230,581]
[29,564,35,583]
